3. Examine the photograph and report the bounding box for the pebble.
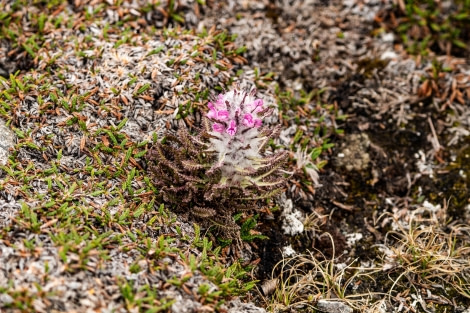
[316,299,353,313]
[0,292,13,304]
[226,298,267,313]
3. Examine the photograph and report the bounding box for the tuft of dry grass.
[376,202,470,309]
[257,201,470,312]
[259,236,382,312]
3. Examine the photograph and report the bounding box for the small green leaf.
[453,39,468,49]
[146,46,165,56]
[116,118,128,131]
[135,83,150,95]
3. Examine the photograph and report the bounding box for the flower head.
[206,85,269,138]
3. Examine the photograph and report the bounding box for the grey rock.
[316,300,353,313]
[0,120,15,166]
[165,292,202,313]
[225,298,267,313]
[0,292,14,304]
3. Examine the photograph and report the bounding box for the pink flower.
[250,99,263,113]
[254,99,263,107]
[217,110,229,121]
[216,94,225,108]
[207,102,217,119]
[212,123,225,133]
[226,120,237,136]
[242,113,254,127]
[207,88,266,137]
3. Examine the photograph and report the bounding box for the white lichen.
[281,198,304,236]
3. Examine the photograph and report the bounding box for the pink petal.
[253,119,262,127]
[253,99,264,113]
[226,120,237,136]
[217,110,229,121]
[242,113,254,127]
[207,102,218,118]
[212,123,225,133]
[207,109,217,119]
[216,94,225,108]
